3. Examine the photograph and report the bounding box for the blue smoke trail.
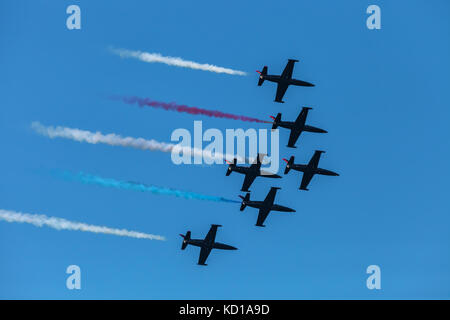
[59,171,239,203]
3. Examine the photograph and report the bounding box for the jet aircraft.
[226,154,281,192]
[283,151,339,190]
[180,224,237,266]
[257,59,314,103]
[270,107,327,148]
[239,187,295,227]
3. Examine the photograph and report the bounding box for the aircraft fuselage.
[233,166,258,175]
[244,200,295,213]
[264,74,314,87]
[288,164,338,176]
[184,239,237,251]
[277,120,295,129]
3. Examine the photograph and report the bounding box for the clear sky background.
[1,0,449,299]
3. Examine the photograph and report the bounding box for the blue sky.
[1,0,449,299]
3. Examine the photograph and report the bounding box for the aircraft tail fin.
[270,113,282,130]
[257,66,268,86]
[238,193,250,211]
[180,231,191,250]
[283,156,294,174]
[226,158,237,176]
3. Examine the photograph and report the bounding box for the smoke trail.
[0,209,165,241]
[31,122,247,163]
[112,95,271,124]
[60,171,240,204]
[111,48,247,76]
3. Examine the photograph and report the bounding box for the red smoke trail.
[111,96,271,124]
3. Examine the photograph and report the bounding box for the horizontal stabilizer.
[239,193,250,211]
[283,156,294,174]
[180,230,191,250]
[226,158,237,176]
[271,113,281,130]
[257,66,267,86]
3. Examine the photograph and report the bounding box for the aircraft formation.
[182,59,339,265]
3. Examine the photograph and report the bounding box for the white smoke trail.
[111,48,247,76]
[0,209,165,241]
[31,122,247,163]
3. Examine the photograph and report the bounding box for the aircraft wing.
[274,83,289,103]
[294,107,310,128]
[280,59,298,79]
[256,207,271,227]
[287,129,302,148]
[300,172,314,191]
[287,109,310,147]
[263,187,279,206]
[204,224,220,244]
[198,247,212,265]
[308,150,324,169]
[241,173,257,192]
[249,153,263,169]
